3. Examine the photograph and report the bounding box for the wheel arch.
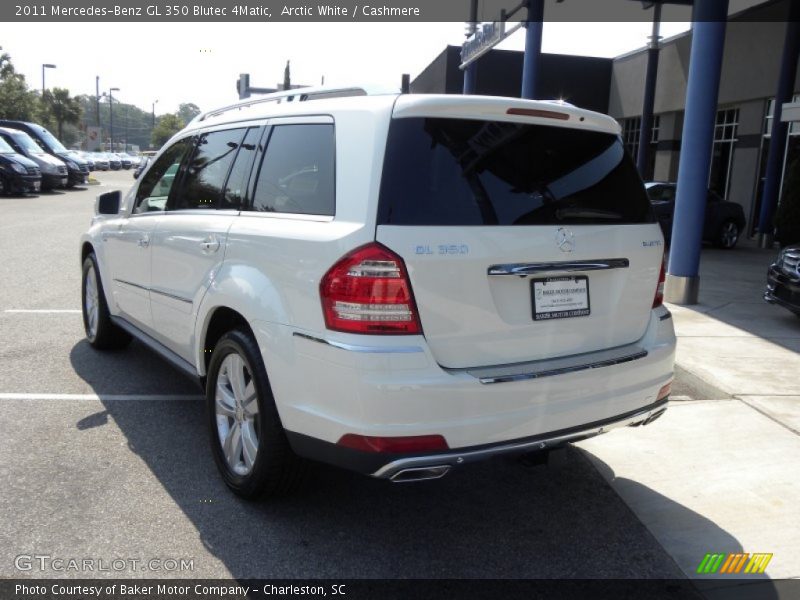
[198,306,257,377]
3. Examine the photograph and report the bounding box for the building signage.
[460,21,506,69]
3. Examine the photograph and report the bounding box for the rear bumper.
[765,264,800,314]
[255,306,676,475]
[287,398,668,479]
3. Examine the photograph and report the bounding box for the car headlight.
[64,160,78,170]
[11,163,28,174]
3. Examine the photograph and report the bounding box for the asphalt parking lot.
[0,171,714,582]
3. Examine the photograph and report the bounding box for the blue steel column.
[665,0,729,305]
[463,63,478,94]
[520,0,544,99]
[463,0,478,95]
[757,5,800,247]
[636,3,662,176]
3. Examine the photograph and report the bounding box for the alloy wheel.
[215,353,260,475]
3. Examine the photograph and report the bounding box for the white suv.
[80,87,676,499]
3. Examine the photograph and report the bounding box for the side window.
[134,138,192,214]
[173,128,245,211]
[221,127,261,210]
[250,124,335,216]
[661,186,676,202]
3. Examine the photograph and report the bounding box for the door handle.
[137,234,150,248]
[200,235,220,253]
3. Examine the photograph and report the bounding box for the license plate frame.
[531,275,591,321]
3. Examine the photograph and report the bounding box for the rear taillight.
[653,256,666,308]
[320,242,422,335]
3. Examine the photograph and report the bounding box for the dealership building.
[411,0,800,239]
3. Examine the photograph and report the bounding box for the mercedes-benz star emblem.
[556,227,575,253]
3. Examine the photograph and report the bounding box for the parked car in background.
[125,152,142,168]
[0,127,67,190]
[0,120,89,187]
[106,153,121,170]
[645,182,746,249]
[765,245,800,317]
[80,88,675,499]
[91,152,110,171]
[71,150,94,171]
[0,134,42,195]
[113,153,132,170]
[132,156,149,179]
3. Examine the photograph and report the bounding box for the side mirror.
[96,190,121,215]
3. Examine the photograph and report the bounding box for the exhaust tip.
[390,465,451,483]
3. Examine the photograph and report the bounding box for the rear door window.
[377,118,653,226]
[249,124,335,216]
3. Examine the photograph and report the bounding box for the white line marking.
[0,393,201,401]
[4,309,81,314]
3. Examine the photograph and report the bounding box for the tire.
[81,254,132,350]
[716,220,740,249]
[206,329,305,500]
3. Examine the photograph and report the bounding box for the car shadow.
[66,340,775,592]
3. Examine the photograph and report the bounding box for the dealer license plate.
[531,276,590,321]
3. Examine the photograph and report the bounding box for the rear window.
[377,117,653,226]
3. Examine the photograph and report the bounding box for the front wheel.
[716,220,740,249]
[206,329,305,500]
[82,254,131,349]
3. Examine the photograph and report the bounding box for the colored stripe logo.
[697,553,772,574]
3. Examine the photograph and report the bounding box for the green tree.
[0,46,15,79]
[42,87,82,140]
[0,46,39,120]
[283,60,291,90]
[177,102,201,124]
[151,114,185,148]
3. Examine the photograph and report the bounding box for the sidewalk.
[577,240,800,595]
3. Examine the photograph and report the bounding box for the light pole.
[152,99,158,129]
[41,63,56,98]
[108,87,119,152]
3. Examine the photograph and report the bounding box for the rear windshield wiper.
[555,207,623,220]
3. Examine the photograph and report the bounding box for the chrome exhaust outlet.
[389,465,451,483]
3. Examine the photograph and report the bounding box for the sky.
[0,21,696,117]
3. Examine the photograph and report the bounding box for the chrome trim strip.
[488,258,629,277]
[292,332,424,354]
[150,288,193,305]
[459,343,648,384]
[114,280,193,305]
[371,400,668,479]
[113,278,148,292]
[110,316,200,381]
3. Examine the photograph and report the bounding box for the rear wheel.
[716,220,740,249]
[206,329,304,499]
[82,254,131,349]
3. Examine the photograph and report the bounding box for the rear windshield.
[377,117,653,226]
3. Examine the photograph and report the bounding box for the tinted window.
[250,124,335,216]
[377,118,653,226]
[222,127,261,210]
[173,129,245,210]
[133,138,192,214]
[646,185,676,203]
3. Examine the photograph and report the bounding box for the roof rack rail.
[196,86,370,122]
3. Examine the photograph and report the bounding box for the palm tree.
[43,87,82,140]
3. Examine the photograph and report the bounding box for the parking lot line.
[3,309,81,314]
[0,393,201,401]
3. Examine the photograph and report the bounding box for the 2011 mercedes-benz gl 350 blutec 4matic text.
[80,87,676,499]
